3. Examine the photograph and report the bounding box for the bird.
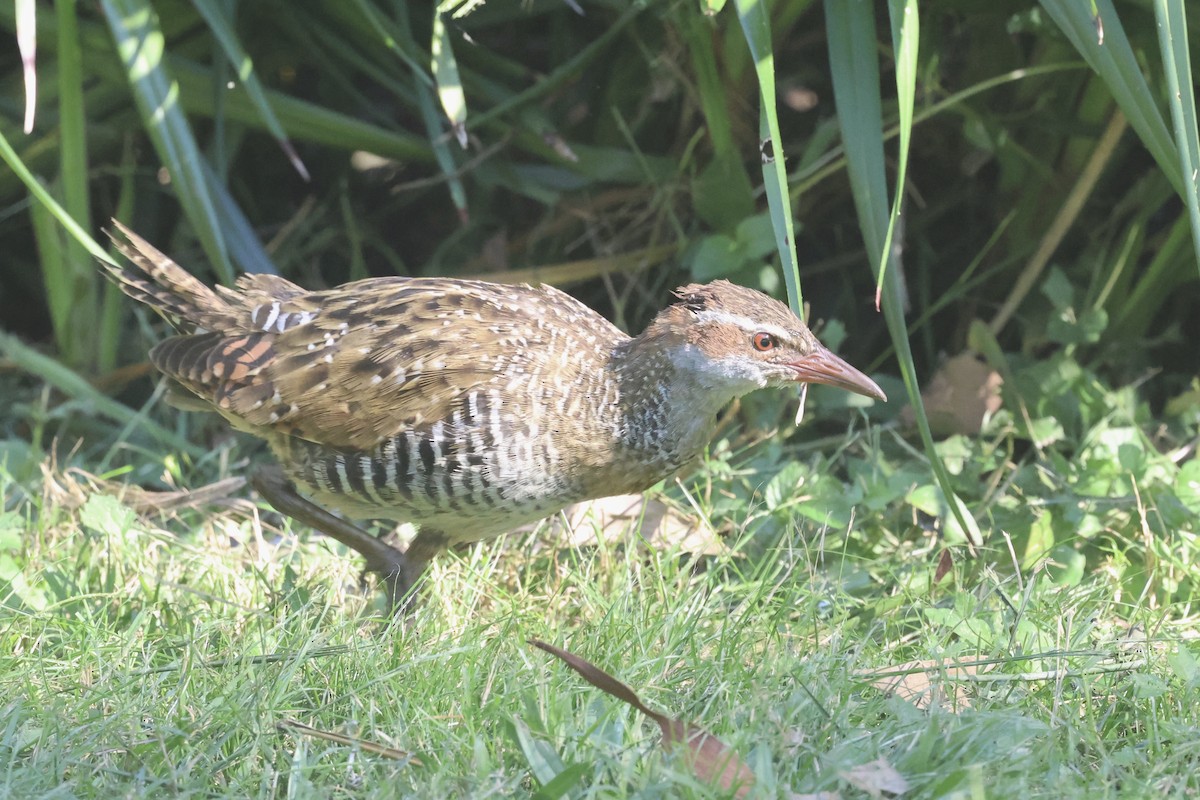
[102,221,886,611]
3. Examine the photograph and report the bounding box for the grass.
[2,2,1200,796]
[2,399,1197,798]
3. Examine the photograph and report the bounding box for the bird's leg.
[396,529,449,609]
[250,467,438,613]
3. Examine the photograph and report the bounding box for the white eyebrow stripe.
[693,309,790,339]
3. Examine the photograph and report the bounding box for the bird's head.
[635,280,886,403]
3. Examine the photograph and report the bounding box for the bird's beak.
[789,345,887,402]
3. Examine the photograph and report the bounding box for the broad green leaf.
[79,494,136,538]
[1047,307,1108,346]
[1129,673,1168,699]
[0,513,21,551]
[689,234,742,281]
[692,155,755,233]
[735,213,778,260]
[385,3,468,219]
[1174,460,1200,514]
[531,763,588,800]
[763,462,807,510]
[1046,544,1086,586]
[169,57,430,162]
[1040,268,1075,309]
[1022,511,1055,568]
[1026,417,1066,448]
[683,10,754,233]
[1166,645,1200,687]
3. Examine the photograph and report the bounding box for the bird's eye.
[752,332,775,352]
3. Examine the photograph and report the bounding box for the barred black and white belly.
[269,391,582,544]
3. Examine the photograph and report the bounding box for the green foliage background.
[1,2,1200,796]
[0,0,1194,373]
[0,0,1196,581]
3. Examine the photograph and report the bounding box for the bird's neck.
[608,334,742,476]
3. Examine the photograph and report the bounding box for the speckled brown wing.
[107,224,624,451]
[212,278,612,449]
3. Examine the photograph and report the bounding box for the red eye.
[752,332,775,351]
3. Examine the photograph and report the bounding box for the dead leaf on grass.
[934,548,954,585]
[900,352,1002,437]
[557,493,724,555]
[861,659,986,712]
[839,756,909,798]
[530,639,755,798]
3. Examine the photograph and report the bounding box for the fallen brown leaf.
[556,493,724,554]
[900,352,1002,437]
[861,659,985,712]
[530,639,755,798]
[934,548,954,586]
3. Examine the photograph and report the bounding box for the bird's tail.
[102,220,230,333]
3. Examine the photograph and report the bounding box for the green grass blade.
[16,0,35,132]
[99,0,233,284]
[789,62,1086,199]
[0,128,113,265]
[733,0,802,311]
[29,198,71,360]
[0,332,203,457]
[54,0,99,369]
[681,10,753,233]
[873,0,918,306]
[190,0,310,181]
[466,4,642,133]
[1110,213,1192,339]
[823,2,887,260]
[99,138,140,373]
[432,7,467,148]
[168,57,431,162]
[825,0,980,548]
[3,118,128,371]
[1039,0,1182,195]
[389,4,468,221]
[201,161,278,276]
[413,79,469,221]
[1152,0,1200,278]
[0,1,433,164]
[429,10,469,218]
[280,12,413,123]
[346,0,432,86]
